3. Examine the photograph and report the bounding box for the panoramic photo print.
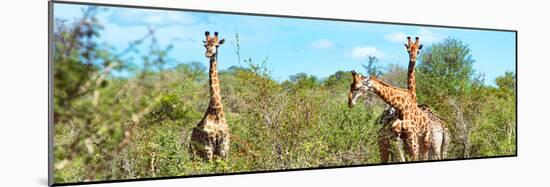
[51,2,516,184]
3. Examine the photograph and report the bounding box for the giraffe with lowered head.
[378,104,450,161]
[189,31,230,161]
[348,71,433,161]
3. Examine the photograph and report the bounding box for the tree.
[362,56,383,77]
[495,71,516,98]
[284,73,320,91]
[416,38,486,158]
[380,64,407,88]
[417,38,477,98]
[53,7,177,182]
[468,71,516,157]
[324,71,350,89]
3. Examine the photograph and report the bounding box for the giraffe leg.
[441,128,450,159]
[419,133,431,161]
[378,129,390,163]
[401,121,419,161]
[190,127,208,161]
[431,145,441,160]
[205,136,215,161]
[396,136,406,162]
[404,136,418,161]
[419,143,429,161]
[430,126,443,160]
[389,137,403,162]
[218,129,230,159]
[389,120,403,162]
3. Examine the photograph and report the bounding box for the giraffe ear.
[418,44,423,50]
[404,43,409,49]
[218,39,225,45]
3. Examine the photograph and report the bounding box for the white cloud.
[109,9,208,27]
[349,46,385,59]
[384,32,407,43]
[384,29,444,44]
[309,38,334,49]
[417,28,442,43]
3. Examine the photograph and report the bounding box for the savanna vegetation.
[52,8,516,183]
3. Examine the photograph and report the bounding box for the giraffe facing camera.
[189,31,231,161]
[203,31,226,58]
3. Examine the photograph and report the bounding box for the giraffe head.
[203,31,225,58]
[404,36,423,61]
[418,104,431,111]
[348,70,371,108]
[378,105,400,125]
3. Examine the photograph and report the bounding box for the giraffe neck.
[407,58,417,103]
[370,78,412,113]
[207,56,224,116]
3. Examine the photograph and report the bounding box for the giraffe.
[378,104,450,162]
[373,37,449,162]
[402,36,450,160]
[418,104,450,159]
[189,31,230,161]
[348,71,432,161]
[376,105,406,163]
[404,36,423,104]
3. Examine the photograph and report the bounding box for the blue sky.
[54,3,516,86]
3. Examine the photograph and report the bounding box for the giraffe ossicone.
[404,36,423,103]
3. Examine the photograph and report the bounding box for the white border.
[2,0,549,187]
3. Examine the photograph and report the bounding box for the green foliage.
[469,71,516,156]
[284,72,320,90]
[324,71,349,88]
[416,38,515,158]
[363,56,383,77]
[417,38,477,98]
